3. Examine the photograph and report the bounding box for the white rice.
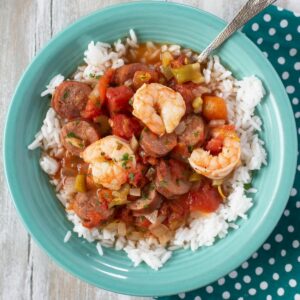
[29,32,267,270]
[64,230,72,243]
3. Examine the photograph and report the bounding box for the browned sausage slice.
[178,115,206,147]
[140,128,177,157]
[52,81,92,119]
[114,63,149,85]
[61,120,100,156]
[73,191,114,228]
[128,188,163,215]
[155,159,192,199]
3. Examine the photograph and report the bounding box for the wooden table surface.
[1,1,299,299]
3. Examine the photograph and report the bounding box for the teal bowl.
[4,1,297,296]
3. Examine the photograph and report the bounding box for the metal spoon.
[198,0,277,62]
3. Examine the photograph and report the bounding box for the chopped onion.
[144,210,158,224]
[129,188,141,197]
[145,167,156,180]
[124,79,133,87]
[208,119,226,128]
[149,224,172,245]
[117,222,126,236]
[130,135,139,152]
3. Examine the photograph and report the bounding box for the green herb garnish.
[121,153,132,168]
[244,183,252,190]
[129,98,133,106]
[63,90,69,99]
[129,172,135,181]
[67,132,79,139]
[193,131,199,137]
[188,145,194,153]
[159,180,168,187]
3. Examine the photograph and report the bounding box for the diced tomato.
[135,216,151,229]
[189,183,222,213]
[81,69,115,119]
[99,68,115,102]
[205,137,223,155]
[168,196,189,229]
[110,114,142,139]
[82,211,103,228]
[171,143,190,159]
[171,82,199,114]
[128,162,147,188]
[203,95,228,121]
[106,85,134,115]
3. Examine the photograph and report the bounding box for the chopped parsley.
[116,142,123,150]
[193,131,200,137]
[244,183,252,190]
[121,153,133,168]
[188,145,194,153]
[128,172,135,181]
[129,98,133,106]
[143,203,150,209]
[63,90,69,99]
[67,132,79,139]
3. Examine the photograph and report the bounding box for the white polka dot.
[260,281,268,290]
[277,288,285,296]
[277,6,283,11]
[298,25,300,33]
[286,86,295,94]
[266,296,272,300]
[243,275,251,284]
[295,112,300,118]
[295,294,300,300]
[252,252,258,259]
[269,258,275,265]
[281,249,286,257]
[255,267,263,275]
[290,188,297,196]
[295,62,300,70]
[229,270,238,279]
[248,288,256,296]
[278,57,285,64]
[252,23,259,31]
[297,201,300,208]
[194,297,201,300]
[179,293,186,299]
[273,43,280,50]
[285,264,293,272]
[237,297,244,300]
[298,128,300,135]
[280,19,288,28]
[269,28,276,35]
[285,34,292,41]
[206,286,213,293]
[273,272,280,280]
[257,37,263,45]
[289,279,297,288]
[282,72,289,80]
[242,261,249,269]
[292,240,300,248]
[288,225,295,233]
[290,48,297,56]
[292,98,299,105]
[298,165,300,171]
[263,51,268,58]
[263,14,271,21]
[275,234,283,242]
[263,243,271,250]
[222,291,230,300]
[298,256,300,262]
[235,282,242,290]
[218,277,225,285]
[284,209,290,216]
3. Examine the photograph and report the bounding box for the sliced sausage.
[52,81,92,119]
[61,120,100,156]
[140,128,177,157]
[156,159,192,199]
[73,191,114,228]
[128,187,163,215]
[114,63,149,85]
[178,115,206,147]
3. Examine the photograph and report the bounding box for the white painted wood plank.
[0,0,37,299]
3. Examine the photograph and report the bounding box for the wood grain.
[0,0,299,299]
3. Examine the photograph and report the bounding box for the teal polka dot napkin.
[159,5,300,300]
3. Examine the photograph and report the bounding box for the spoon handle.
[198,0,276,62]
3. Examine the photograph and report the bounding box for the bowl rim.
[3,0,298,296]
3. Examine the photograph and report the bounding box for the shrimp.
[188,126,241,180]
[132,83,186,136]
[82,135,136,190]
